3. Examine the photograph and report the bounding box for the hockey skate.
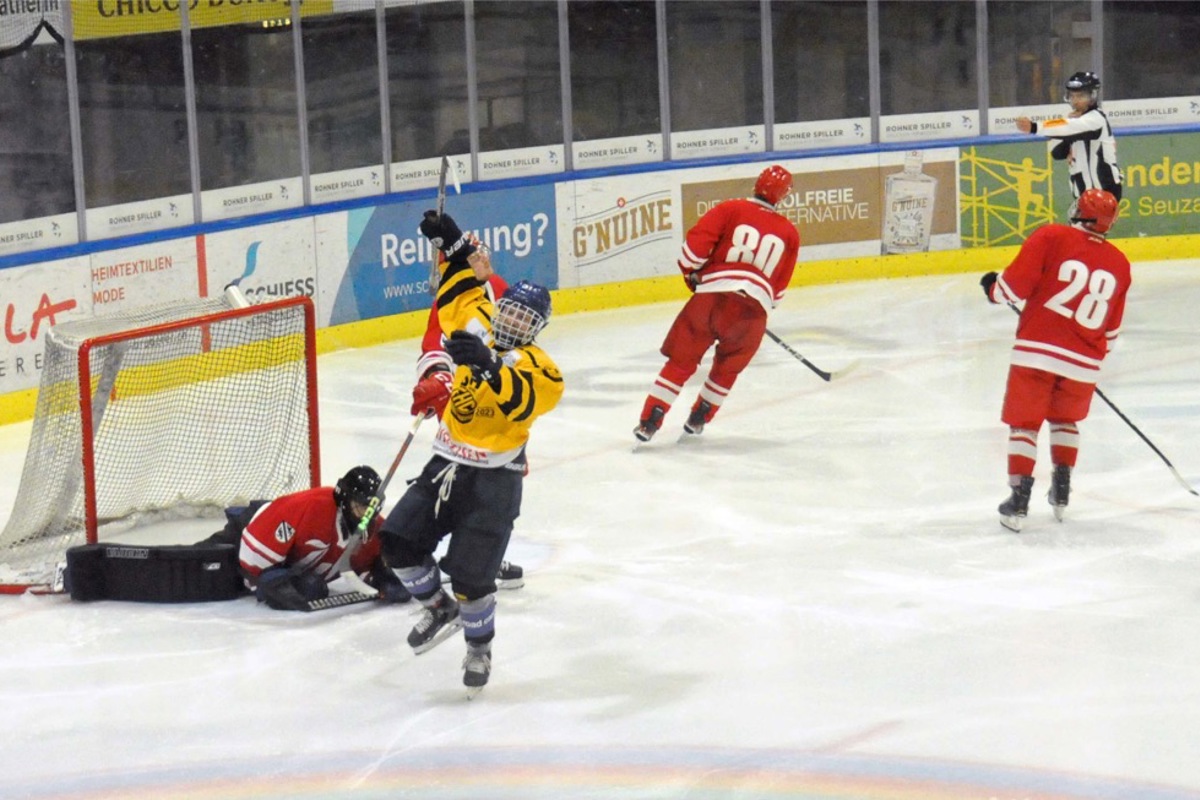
[463,642,492,699]
[1048,464,1071,522]
[407,591,462,654]
[633,405,666,443]
[682,399,713,436]
[496,560,524,590]
[998,476,1035,532]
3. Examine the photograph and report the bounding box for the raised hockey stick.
[435,154,449,219]
[429,156,461,292]
[1001,303,1198,497]
[764,328,855,381]
[312,412,431,609]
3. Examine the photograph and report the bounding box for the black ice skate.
[407,591,462,654]
[683,400,713,436]
[496,560,524,590]
[633,406,666,443]
[998,476,1035,532]
[463,642,492,699]
[1048,464,1071,522]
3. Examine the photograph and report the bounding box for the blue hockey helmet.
[493,280,551,350]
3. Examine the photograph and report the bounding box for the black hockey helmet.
[1064,71,1100,105]
[335,465,381,529]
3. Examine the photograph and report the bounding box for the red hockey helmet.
[1073,188,1119,234]
[753,164,793,206]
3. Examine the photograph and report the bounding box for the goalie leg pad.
[65,543,246,603]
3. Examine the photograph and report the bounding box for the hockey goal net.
[0,292,320,593]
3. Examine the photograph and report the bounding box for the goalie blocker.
[64,542,245,603]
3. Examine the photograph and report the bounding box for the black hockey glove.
[445,330,500,384]
[419,210,475,261]
[980,271,999,303]
[255,567,328,611]
[363,561,411,605]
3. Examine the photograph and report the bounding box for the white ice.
[1,262,1199,800]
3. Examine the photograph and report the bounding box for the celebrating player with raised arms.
[382,212,563,696]
[410,210,508,421]
[980,188,1130,531]
[634,164,800,442]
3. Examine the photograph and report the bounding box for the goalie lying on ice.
[206,465,524,610]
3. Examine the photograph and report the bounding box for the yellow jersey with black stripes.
[432,343,563,469]
[434,256,494,346]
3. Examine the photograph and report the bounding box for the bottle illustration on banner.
[881,150,937,254]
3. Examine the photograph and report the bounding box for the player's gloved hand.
[684,271,699,292]
[410,367,453,418]
[418,211,474,260]
[445,330,500,383]
[255,567,328,611]
[363,561,411,604]
[980,271,999,303]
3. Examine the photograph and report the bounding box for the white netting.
[0,295,316,590]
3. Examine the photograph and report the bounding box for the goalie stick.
[764,328,855,381]
[304,590,379,612]
[1000,303,1198,498]
[312,412,431,610]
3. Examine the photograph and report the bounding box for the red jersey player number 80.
[1044,260,1118,330]
[727,224,788,276]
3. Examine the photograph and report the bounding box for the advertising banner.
[320,184,558,327]
[557,151,962,287]
[557,176,679,287]
[85,194,194,242]
[685,151,959,261]
[203,218,316,304]
[0,256,90,394]
[88,237,201,313]
[477,145,565,182]
[1116,133,1200,237]
[880,110,979,144]
[0,213,77,258]
[959,132,1200,245]
[670,125,766,161]
[573,133,663,171]
[201,177,304,223]
[70,1,335,41]
[774,118,871,152]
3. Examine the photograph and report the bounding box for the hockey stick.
[304,591,379,613]
[313,412,431,609]
[1001,303,1198,497]
[428,156,457,291]
[1093,386,1199,497]
[435,154,449,219]
[764,328,854,381]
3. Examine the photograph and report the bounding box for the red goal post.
[0,293,320,593]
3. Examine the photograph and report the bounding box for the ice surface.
[1,263,1198,799]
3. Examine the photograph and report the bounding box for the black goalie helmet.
[334,465,381,530]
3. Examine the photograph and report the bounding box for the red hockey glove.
[410,369,453,418]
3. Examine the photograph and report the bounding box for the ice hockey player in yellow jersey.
[380,212,563,696]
